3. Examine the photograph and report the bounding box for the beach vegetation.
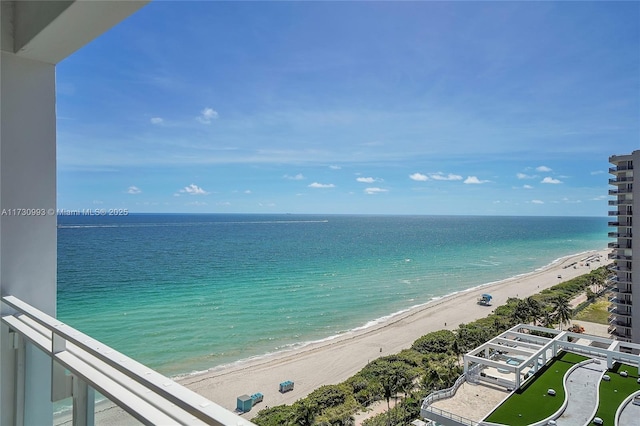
[574,297,610,324]
[294,400,318,426]
[253,266,610,426]
[552,296,573,330]
[456,323,492,353]
[411,329,456,354]
[252,404,296,425]
[306,384,351,411]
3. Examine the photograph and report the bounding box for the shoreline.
[174,249,605,380]
[88,248,611,423]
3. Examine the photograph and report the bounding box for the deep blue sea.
[56,214,608,377]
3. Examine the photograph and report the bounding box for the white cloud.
[536,166,552,172]
[180,184,209,195]
[531,200,544,204]
[308,182,335,188]
[517,173,536,179]
[364,187,388,195]
[329,165,341,170]
[92,200,104,204]
[464,176,489,184]
[430,172,463,181]
[590,170,605,175]
[150,117,163,125]
[590,195,607,201]
[284,173,305,180]
[186,201,208,206]
[127,186,142,194]
[357,177,380,183]
[217,201,231,206]
[523,185,533,189]
[409,173,429,181]
[196,107,219,124]
[244,190,252,194]
[541,177,562,184]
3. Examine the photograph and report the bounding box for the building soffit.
[1,0,149,64]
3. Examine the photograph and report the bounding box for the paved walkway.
[618,393,640,426]
[556,359,607,426]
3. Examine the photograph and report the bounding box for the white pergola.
[464,324,640,390]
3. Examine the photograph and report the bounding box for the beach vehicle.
[477,294,492,306]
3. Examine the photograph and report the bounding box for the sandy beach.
[93,249,610,423]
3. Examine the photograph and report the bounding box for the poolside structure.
[608,151,639,344]
[421,324,640,426]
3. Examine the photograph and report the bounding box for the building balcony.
[609,319,632,329]
[609,176,633,185]
[610,165,634,173]
[609,264,632,272]
[607,306,631,318]
[609,188,632,195]
[609,199,633,206]
[610,277,633,288]
[609,253,633,261]
[609,296,632,307]
[608,232,633,239]
[609,210,633,216]
[608,242,620,249]
[1,295,254,426]
[608,326,633,341]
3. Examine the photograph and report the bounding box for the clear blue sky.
[56,1,639,216]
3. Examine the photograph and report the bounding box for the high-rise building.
[608,150,639,343]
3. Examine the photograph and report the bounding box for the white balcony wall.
[1,51,57,426]
[1,2,149,423]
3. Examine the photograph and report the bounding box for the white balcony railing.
[1,295,255,426]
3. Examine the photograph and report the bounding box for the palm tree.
[378,363,411,426]
[294,400,317,426]
[493,316,503,334]
[451,338,463,367]
[553,296,573,330]
[525,296,543,325]
[541,309,555,329]
[511,300,530,325]
[589,274,601,295]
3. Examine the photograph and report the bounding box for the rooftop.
[421,324,640,426]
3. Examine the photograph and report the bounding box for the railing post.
[52,334,72,403]
[72,376,95,426]
[12,330,25,426]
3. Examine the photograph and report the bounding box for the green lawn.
[593,363,640,425]
[484,352,587,426]
[574,297,611,324]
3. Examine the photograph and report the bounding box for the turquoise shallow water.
[57,214,608,377]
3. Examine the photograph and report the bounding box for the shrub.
[411,329,456,354]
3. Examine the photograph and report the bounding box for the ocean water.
[57,214,608,377]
